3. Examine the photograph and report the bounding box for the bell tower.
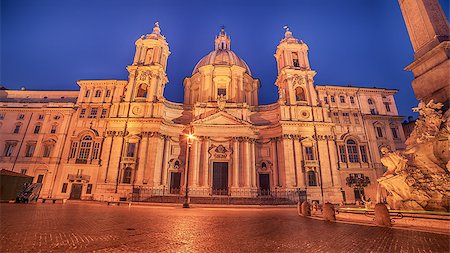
[125,22,171,102]
[274,26,317,106]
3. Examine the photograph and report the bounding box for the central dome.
[192,27,252,75]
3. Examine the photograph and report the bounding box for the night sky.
[1,0,449,118]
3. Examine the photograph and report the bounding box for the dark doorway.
[354,188,364,202]
[259,174,270,196]
[212,162,228,195]
[69,184,82,200]
[170,172,181,194]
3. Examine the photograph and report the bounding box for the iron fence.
[130,186,304,205]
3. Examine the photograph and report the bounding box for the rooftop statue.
[378,100,450,211]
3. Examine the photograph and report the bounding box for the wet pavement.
[0,202,449,252]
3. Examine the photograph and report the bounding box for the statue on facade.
[378,100,450,211]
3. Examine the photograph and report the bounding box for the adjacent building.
[0,24,406,203]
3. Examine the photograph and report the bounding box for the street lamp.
[183,133,195,208]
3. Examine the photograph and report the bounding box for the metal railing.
[130,186,303,205]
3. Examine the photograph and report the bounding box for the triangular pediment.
[192,111,251,126]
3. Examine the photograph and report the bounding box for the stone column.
[294,137,304,188]
[100,133,113,183]
[152,134,165,187]
[191,139,200,186]
[106,134,123,183]
[135,133,149,184]
[161,137,170,187]
[327,138,341,187]
[202,138,210,187]
[232,138,239,187]
[270,139,278,188]
[244,139,251,187]
[283,136,296,188]
[250,140,257,188]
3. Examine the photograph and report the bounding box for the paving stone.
[0,202,449,252]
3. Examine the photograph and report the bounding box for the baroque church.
[0,23,406,203]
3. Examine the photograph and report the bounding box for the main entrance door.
[212,162,228,195]
[170,172,181,194]
[69,184,82,200]
[259,174,270,196]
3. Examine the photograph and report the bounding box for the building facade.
[0,24,406,203]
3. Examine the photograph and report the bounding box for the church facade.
[0,24,406,203]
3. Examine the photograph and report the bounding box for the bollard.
[374,203,391,227]
[323,203,336,221]
[301,201,311,216]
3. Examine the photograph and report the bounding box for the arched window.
[69,135,99,164]
[95,90,102,97]
[346,139,360,163]
[136,84,147,98]
[295,87,306,102]
[122,167,132,184]
[261,162,267,169]
[307,171,317,186]
[292,52,300,67]
[340,96,345,103]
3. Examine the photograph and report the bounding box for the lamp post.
[183,133,195,208]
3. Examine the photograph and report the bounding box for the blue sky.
[1,0,449,117]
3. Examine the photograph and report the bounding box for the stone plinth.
[374,203,391,227]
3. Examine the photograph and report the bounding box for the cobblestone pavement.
[1,202,449,252]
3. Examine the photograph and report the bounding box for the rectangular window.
[323,96,328,104]
[69,142,78,159]
[92,142,100,159]
[13,124,21,134]
[78,142,92,160]
[33,125,41,134]
[50,125,57,134]
[88,108,98,118]
[20,169,27,174]
[25,144,35,157]
[370,108,377,115]
[38,114,44,120]
[36,174,44,184]
[0,113,5,120]
[43,145,52,157]
[95,90,102,97]
[17,114,25,120]
[343,112,350,124]
[391,127,399,139]
[126,143,136,157]
[292,52,300,67]
[347,145,360,163]
[376,127,383,137]
[61,183,68,193]
[86,184,93,194]
[79,108,86,118]
[333,112,340,123]
[85,90,90,98]
[217,88,226,97]
[100,109,108,118]
[360,146,368,163]
[305,147,315,160]
[350,96,355,104]
[339,145,347,163]
[4,143,15,157]
[340,96,345,103]
[384,102,391,112]
[105,90,111,97]
[330,96,335,103]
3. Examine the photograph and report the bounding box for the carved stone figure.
[378,100,450,211]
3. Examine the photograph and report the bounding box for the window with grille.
[346,139,360,163]
[92,143,100,159]
[77,136,92,162]
[360,146,368,163]
[391,127,399,139]
[69,142,78,158]
[100,109,108,118]
[340,96,345,103]
[4,143,15,157]
[50,125,57,134]
[122,167,132,184]
[292,52,300,67]
[43,145,52,157]
[331,96,335,103]
[25,144,35,157]
[376,127,383,137]
[105,90,111,97]
[305,146,315,160]
[61,183,68,193]
[126,143,136,157]
[339,145,347,163]
[79,109,86,118]
[350,96,355,104]
[33,125,41,134]
[95,90,102,97]
[307,171,317,186]
[89,108,98,118]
